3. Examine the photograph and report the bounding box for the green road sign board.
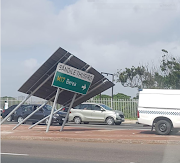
[52,63,94,95]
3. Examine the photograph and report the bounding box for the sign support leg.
[60,93,77,132]
[46,88,60,132]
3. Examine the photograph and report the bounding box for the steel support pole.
[46,88,60,132]
[0,94,32,124]
[60,93,77,132]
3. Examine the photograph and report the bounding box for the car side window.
[92,105,101,111]
[80,104,92,110]
[23,106,33,112]
[34,105,43,112]
[74,105,81,109]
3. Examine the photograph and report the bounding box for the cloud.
[1,0,180,97]
[22,58,39,71]
[2,0,180,50]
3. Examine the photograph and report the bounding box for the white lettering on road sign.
[66,79,77,86]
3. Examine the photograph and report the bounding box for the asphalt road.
[1,139,180,163]
[3,121,152,130]
[66,122,151,130]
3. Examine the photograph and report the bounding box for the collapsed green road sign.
[52,63,94,95]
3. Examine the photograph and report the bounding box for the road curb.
[1,135,180,145]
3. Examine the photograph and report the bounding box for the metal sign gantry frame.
[1,47,113,132]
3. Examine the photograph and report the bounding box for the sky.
[1,0,180,99]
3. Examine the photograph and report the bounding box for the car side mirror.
[101,108,105,111]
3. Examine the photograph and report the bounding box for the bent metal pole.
[1,54,73,125]
[60,93,77,132]
[46,88,60,132]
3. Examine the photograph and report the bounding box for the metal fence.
[0,98,62,111]
[87,98,138,119]
[0,98,138,119]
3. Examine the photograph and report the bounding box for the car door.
[80,104,92,121]
[91,104,106,122]
[31,105,44,121]
[20,105,33,119]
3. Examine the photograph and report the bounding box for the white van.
[138,89,180,135]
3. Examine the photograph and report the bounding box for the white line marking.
[1,153,29,156]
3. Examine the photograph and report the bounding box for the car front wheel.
[106,117,114,125]
[155,120,172,135]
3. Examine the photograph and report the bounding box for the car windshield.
[100,104,113,111]
[43,105,56,111]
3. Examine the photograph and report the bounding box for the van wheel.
[74,117,81,124]
[155,120,172,135]
[6,115,12,122]
[106,117,114,125]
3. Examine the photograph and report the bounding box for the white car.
[69,103,124,125]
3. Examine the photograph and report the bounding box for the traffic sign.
[52,63,94,95]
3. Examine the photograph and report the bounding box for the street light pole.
[101,72,114,109]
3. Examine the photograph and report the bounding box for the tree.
[116,52,180,89]
[113,93,131,99]
[160,54,180,89]
[94,94,111,99]
[116,65,156,89]
[94,93,131,99]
